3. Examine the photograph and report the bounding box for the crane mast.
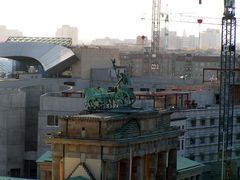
[151,0,161,56]
[218,0,236,179]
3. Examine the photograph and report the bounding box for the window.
[64,81,75,86]
[189,153,195,160]
[182,125,185,129]
[190,137,196,145]
[24,160,37,178]
[140,88,149,92]
[235,150,240,157]
[156,88,165,92]
[191,119,196,127]
[209,153,214,161]
[200,118,206,126]
[238,167,240,178]
[199,153,205,161]
[47,115,59,126]
[237,116,240,123]
[210,118,215,125]
[10,168,21,177]
[181,140,184,150]
[200,137,205,144]
[210,134,215,143]
[236,133,240,140]
[219,134,223,142]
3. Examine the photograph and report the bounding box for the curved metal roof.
[0,42,76,72]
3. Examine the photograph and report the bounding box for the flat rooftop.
[63,108,161,121]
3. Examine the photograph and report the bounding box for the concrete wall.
[120,53,221,81]
[0,77,89,178]
[72,47,120,79]
[37,78,89,157]
[0,88,25,176]
[191,90,215,108]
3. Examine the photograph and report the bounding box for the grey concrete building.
[0,88,25,177]
[120,52,223,83]
[171,105,240,179]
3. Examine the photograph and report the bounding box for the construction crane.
[218,0,236,179]
[151,0,161,56]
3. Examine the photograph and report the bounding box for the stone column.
[101,160,106,180]
[139,156,145,180]
[52,155,62,180]
[167,149,177,180]
[144,154,151,180]
[131,157,141,180]
[117,161,121,180]
[156,151,167,180]
[117,159,129,180]
[105,161,117,180]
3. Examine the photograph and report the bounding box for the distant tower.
[164,14,169,49]
[164,4,169,50]
[151,0,161,56]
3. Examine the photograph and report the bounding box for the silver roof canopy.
[0,42,76,72]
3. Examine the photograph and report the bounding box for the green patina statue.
[84,58,136,111]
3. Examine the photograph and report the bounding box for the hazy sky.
[2,0,238,41]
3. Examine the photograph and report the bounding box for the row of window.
[140,88,165,92]
[189,150,240,162]
[189,133,240,146]
[190,116,240,128]
[190,118,215,127]
[189,153,215,162]
[189,135,215,145]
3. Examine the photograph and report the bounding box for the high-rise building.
[166,31,182,50]
[55,25,78,45]
[200,28,220,50]
[0,25,22,42]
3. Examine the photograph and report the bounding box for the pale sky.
[2,0,239,41]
